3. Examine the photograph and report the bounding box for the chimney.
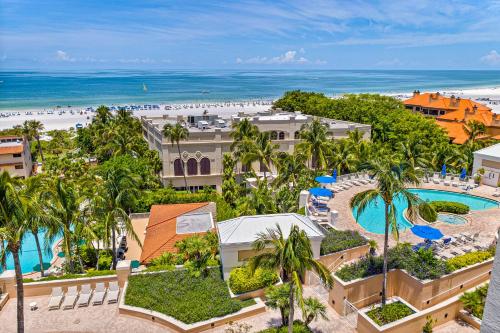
[472,105,478,114]
[413,90,420,97]
[450,95,456,107]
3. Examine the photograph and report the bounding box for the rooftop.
[474,143,500,159]
[217,213,325,245]
[0,137,24,154]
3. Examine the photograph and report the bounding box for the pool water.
[1,230,56,274]
[437,213,467,225]
[352,189,498,234]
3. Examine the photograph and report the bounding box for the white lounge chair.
[48,287,64,310]
[92,283,106,305]
[443,175,452,186]
[62,286,79,310]
[78,284,92,307]
[432,174,440,184]
[468,178,478,188]
[451,177,460,187]
[356,173,369,185]
[107,281,120,304]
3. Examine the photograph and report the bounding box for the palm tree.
[241,131,278,178]
[265,284,291,326]
[350,157,421,306]
[0,171,31,333]
[273,151,307,188]
[302,297,328,327]
[22,120,45,162]
[94,105,113,126]
[163,122,189,191]
[250,224,333,333]
[230,118,258,150]
[463,120,486,143]
[297,118,330,170]
[329,139,356,175]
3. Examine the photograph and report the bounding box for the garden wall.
[330,258,493,314]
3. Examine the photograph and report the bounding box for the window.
[15,164,23,170]
[270,131,278,140]
[294,131,300,139]
[278,132,285,140]
[241,163,251,173]
[187,158,198,175]
[259,161,269,173]
[13,153,22,158]
[200,157,211,175]
[174,159,184,176]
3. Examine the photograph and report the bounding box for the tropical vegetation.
[366,301,415,326]
[460,283,489,320]
[320,229,367,255]
[229,265,279,294]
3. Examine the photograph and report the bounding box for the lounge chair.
[468,178,478,188]
[439,252,454,260]
[432,174,440,184]
[356,173,369,185]
[450,247,465,256]
[62,286,79,310]
[92,283,107,305]
[443,175,452,186]
[77,284,92,307]
[451,177,460,187]
[107,281,120,304]
[348,175,362,186]
[48,287,64,310]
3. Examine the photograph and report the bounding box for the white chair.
[62,286,79,310]
[432,174,440,184]
[92,283,107,305]
[443,175,452,186]
[107,281,120,304]
[77,284,92,307]
[48,287,64,310]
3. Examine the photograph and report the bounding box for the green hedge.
[418,204,437,223]
[320,229,368,255]
[366,302,415,326]
[446,250,494,272]
[460,284,489,320]
[23,270,116,283]
[430,201,470,215]
[257,321,312,333]
[229,266,279,294]
[124,268,248,324]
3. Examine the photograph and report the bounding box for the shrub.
[23,270,116,283]
[320,229,368,255]
[97,252,113,270]
[257,321,312,333]
[124,268,247,324]
[430,201,469,215]
[229,266,279,294]
[419,204,437,223]
[460,284,489,319]
[446,250,493,272]
[366,302,415,326]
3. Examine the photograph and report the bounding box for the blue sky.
[1,0,500,70]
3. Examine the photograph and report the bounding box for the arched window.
[270,131,278,140]
[294,131,300,139]
[200,157,210,175]
[278,131,285,140]
[174,159,184,176]
[187,158,198,175]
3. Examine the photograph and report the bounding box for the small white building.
[472,143,500,187]
[217,213,326,279]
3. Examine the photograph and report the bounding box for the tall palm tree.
[329,139,356,175]
[241,131,278,178]
[250,224,333,333]
[230,118,258,151]
[350,157,421,306]
[273,151,307,188]
[22,120,45,162]
[0,171,31,333]
[94,105,113,126]
[163,122,189,191]
[463,120,486,143]
[297,118,330,170]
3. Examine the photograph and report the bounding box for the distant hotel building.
[403,91,500,144]
[141,109,371,191]
[0,136,33,178]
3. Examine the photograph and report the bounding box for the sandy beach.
[1,86,500,131]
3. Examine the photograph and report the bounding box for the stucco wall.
[481,240,500,333]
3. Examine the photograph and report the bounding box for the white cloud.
[55,50,74,62]
[236,50,314,65]
[480,50,500,65]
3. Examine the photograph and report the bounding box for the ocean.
[1,69,500,110]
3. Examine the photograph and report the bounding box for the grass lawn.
[124,268,254,324]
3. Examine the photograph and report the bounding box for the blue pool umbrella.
[315,176,336,184]
[411,225,444,240]
[332,169,337,182]
[460,168,467,180]
[309,187,333,197]
[441,164,447,177]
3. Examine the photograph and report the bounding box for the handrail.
[328,255,346,273]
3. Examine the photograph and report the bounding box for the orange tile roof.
[0,145,24,155]
[435,120,468,144]
[140,202,211,264]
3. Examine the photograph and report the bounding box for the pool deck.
[329,182,500,248]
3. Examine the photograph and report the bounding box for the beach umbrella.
[309,187,333,198]
[57,251,65,258]
[460,168,467,180]
[441,164,447,177]
[411,225,444,240]
[32,262,51,272]
[315,176,336,184]
[332,169,337,182]
[131,260,141,269]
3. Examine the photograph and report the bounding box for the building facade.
[472,143,500,187]
[141,109,371,191]
[0,136,33,178]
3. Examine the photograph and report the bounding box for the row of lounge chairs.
[49,282,120,310]
[427,173,478,189]
[327,173,375,192]
[413,232,484,260]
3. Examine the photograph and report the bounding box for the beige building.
[141,109,371,191]
[472,143,500,187]
[0,136,33,178]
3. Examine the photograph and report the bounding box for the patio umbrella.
[315,176,336,184]
[131,260,140,269]
[332,169,337,182]
[460,168,467,180]
[32,262,51,272]
[308,187,333,198]
[441,164,447,177]
[411,225,444,240]
[57,251,65,258]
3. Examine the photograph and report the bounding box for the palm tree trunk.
[64,227,73,272]
[0,241,6,271]
[96,242,100,271]
[36,136,45,163]
[12,248,25,333]
[111,228,117,270]
[382,203,390,307]
[288,284,295,333]
[32,231,45,277]
[176,143,189,191]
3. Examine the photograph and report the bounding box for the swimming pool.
[352,189,498,234]
[1,230,57,274]
[437,213,468,225]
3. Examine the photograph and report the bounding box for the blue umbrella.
[460,168,467,180]
[309,187,333,198]
[315,176,336,184]
[441,164,447,177]
[332,169,337,182]
[411,225,444,240]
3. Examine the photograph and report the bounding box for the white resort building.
[473,143,500,187]
[141,109,371,191]
[0,136,33,178]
